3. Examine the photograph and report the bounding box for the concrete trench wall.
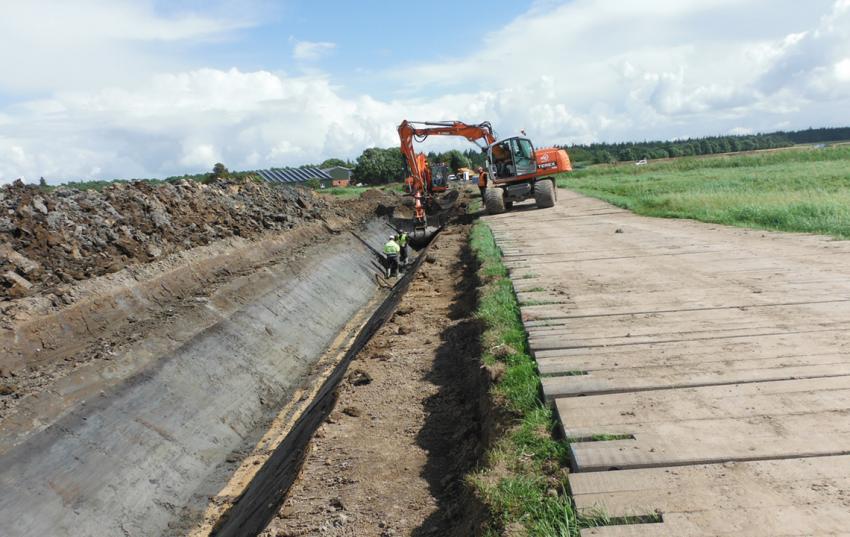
[0,219,389,537]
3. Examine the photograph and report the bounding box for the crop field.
[557,146,850,239]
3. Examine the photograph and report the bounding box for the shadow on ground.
[411,207,498,537]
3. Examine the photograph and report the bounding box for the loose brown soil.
[0,183,398,425]
[0,178,394,307]
[260,217,491,537]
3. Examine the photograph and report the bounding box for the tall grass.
[468,221,578,536]
[557,146,850,238]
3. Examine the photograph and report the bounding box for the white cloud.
[0,0,256,93]
[836,59,850,81]
[179,143,220,169]
[291,38,336,62]
[0,68,404,181]
[1,0,849,183]
[394,0,847,138]
[729,127,754,135]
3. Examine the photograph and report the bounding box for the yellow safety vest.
[398,233,408,247]
[384,240,400,255]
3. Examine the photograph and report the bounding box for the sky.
[1,0,848,183]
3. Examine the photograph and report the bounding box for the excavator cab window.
[512,138,537,176]
[490,141,513,179]
[431,163,449,191]
[489,137,537,179]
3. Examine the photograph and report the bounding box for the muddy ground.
[260,211,493,537]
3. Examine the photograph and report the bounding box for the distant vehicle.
[448,174,457,181]
[635,159,648,166]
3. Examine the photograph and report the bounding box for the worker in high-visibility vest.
[383,235,401,277]
[477,166,487,199]
[397,231,409,268]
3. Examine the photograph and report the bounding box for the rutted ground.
[261,220,491,537]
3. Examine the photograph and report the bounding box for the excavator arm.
[398,120,496,229]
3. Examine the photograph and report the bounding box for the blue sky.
[216,1,532,97]
[1,0,848,182]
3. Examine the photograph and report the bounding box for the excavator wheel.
[534,178,557,209]
[484,187,506,215]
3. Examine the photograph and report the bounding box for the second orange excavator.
[398,120,572,243]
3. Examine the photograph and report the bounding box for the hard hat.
[389,235,396,240]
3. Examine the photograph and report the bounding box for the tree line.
[348,148,488,185]
[559,127,850,165]
[562,135,790,165]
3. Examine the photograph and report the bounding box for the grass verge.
[557,146,850,239]
[468,220,579,536]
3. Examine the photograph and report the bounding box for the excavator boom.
[398,120,496,233]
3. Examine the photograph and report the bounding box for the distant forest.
[560,127,850,165]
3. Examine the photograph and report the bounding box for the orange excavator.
[398,120,572,242]
[403,153,430,194]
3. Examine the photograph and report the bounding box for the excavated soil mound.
[0,179,391,304]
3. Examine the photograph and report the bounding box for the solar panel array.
[254,167,333,184]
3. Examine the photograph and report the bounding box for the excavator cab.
[430,163,449,193]
[488,137,538,181]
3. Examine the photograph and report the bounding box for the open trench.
[257,216,492,537]
[0,214,399,537]
[0,188,493,537]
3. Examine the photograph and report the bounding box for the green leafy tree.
[352,147,405,185]
[593,150,616,164]
[212,162,229,179]
[319,158,349,169]
[618,147,637,162]
[444,149,471,172]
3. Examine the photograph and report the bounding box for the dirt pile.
[0,179,379,302]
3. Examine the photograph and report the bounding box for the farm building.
[254,167,333,187]
[320,166,353,187]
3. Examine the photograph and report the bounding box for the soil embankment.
[1,179,391,413]
[0,179,402,537]
[0,178,347,303]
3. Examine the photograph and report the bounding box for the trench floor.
[260,222,487,537]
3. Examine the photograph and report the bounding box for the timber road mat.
[485,191,850,537]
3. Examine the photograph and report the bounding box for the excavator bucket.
[410,226,439,248]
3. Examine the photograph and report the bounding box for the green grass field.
[556,146,850,239]
[320,182,406,198]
